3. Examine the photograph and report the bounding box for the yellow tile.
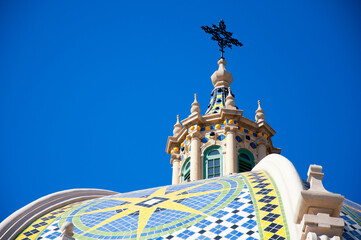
[268,191,277,197]
[274,218,283,224]
[259,211,268,218]
[276,229,286,236]
[257,202,267,208]
[263,231,273,238]
[272,208,281,215]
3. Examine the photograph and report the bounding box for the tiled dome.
[14,169,361,240]
[17,171,287,240]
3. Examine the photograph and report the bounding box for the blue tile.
[250,142,257,149]
[242,219,257,229]
[235,136,242,143]
[225,230,243,240]
[210,225,227,234]
[226,215,244,223]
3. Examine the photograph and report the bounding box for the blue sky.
[1,0,360,222]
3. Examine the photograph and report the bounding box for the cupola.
[166,58,280,185]
[166,20,280,185]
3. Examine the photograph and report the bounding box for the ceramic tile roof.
[205,87,237,115]
[15,172,361,240]
[15,171,289,240]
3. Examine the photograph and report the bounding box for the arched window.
[238,148,255,173]
[181,158,190,182]
[203,146,223,179]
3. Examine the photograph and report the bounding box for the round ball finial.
[60,221,75,239]
[211,58,233,88]
[255,100,265,123]
[190,93,201,115]
[173,115,182,136]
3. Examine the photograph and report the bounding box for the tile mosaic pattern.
[341,199,361,240]
[37,218,63,240]
[154,182,260,240]
[205,87,230,115]
[57,177,249,240]
[200,125,225,132]
[16,173,361,240]
[242,171,289,240]
[16,202,84,240]
[16,171,291,240]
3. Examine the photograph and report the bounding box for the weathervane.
[201,20,243,59]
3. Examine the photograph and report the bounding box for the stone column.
[257,143,267,163]
[171,158,180,185]
[255,137,267,164]
[190,132,201,181]
[225,125,238,175]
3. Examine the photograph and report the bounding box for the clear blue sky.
[1,0,360,222]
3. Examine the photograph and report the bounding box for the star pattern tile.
[16,171,361,240]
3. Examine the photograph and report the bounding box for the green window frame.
[203,146,223,179]
[181,157,190,182]
[238,148,255,173]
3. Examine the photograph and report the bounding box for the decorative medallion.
[58,177,244,239]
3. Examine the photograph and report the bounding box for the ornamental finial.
[60,222,75,240]
[255,100,265,123]
[201,20,243,59]
[225,87,236,109]
[173,115,182,136]
[190,94,200,115]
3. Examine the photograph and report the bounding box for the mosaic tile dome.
[14,169,361,240]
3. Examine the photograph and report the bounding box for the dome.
[16,171,286,240]
[7,155,361,240]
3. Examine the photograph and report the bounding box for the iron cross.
[201,20,243,58]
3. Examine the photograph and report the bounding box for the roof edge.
[253,154,304,240]
[0,188,118,240]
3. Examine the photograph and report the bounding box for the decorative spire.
[211,58,233,88]
[255,100,265,123]
[173,115,182,136]
[225,87,236,109]
[190,94,201,115]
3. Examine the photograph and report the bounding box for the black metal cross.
[201,20,243,58]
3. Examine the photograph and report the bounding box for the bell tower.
[166,20,280,184]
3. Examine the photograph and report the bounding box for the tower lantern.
[166,20,281,184]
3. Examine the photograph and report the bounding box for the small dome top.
[211,58,233,88]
